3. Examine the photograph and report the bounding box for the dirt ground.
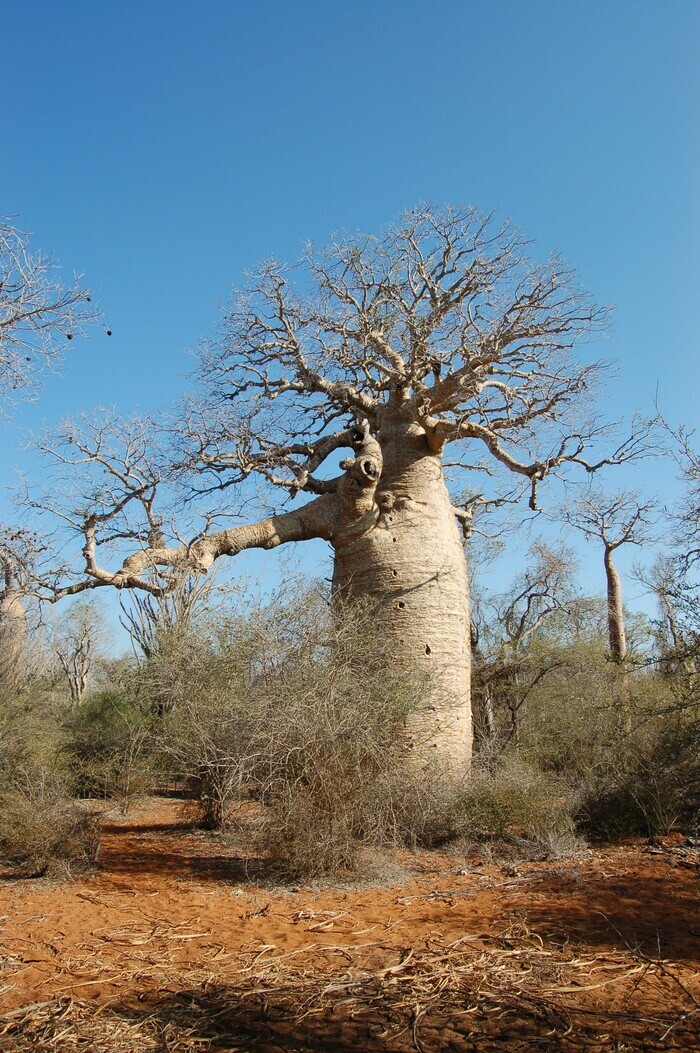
[0,798,698,1052]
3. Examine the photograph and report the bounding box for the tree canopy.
[20,205,655,600]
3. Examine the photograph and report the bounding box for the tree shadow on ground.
[96,843,267,883]
[100,819,201,835]
[6,979,696,1053]
[521,866,700,961]
[111,986,580,1052]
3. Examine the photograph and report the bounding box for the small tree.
[559,488,658,663]
[51,599,105,706]
[120,570,223,661]
[472,542,578,745]
[120,566,238,717]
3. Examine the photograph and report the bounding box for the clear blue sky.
[2,0,699,628]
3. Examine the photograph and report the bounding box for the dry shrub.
[575,710,700,838]
[484,644,700,842]
[248,691,444,879]
[142,586,463,879]
[149,614,267,829]
[0,786,100,877]
[456,754,584,860]
[245,597,423,877]
[528,661,700,838]
[162,691,250,830]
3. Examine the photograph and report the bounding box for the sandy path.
[0,798,698,1051]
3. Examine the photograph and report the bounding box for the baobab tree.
[559,488,658,663]
[26,206,654,772]
[0,535,29,693]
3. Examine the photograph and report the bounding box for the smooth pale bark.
[603,546,627,663]
[332,417,472,772]
[0,590,27,693]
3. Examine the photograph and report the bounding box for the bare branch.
[20,415,385,601]
[190,205,612,501]
[0,220,98,411]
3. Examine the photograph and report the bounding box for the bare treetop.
[0,221,98,410]
[23,410,176,598]
[192,204,641,504]
[559,487,659,552]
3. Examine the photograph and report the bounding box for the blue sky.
[2,0,699,634]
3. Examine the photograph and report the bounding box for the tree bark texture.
[604,547,627,662]
[0,590,27,693]
[331,418,472,772]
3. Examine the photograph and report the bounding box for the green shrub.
[62,690,155,808]
[0,692,101,876]
[457,755,582,858]
[477,639,700,842]
[575,712,700,838]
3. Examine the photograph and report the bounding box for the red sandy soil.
[0,797,698,1052]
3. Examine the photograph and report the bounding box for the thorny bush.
[137,587,462,878]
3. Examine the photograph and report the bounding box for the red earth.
[0,797,698,1051]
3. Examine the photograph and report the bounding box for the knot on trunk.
[336,425,383,527]
[339,455,380,488]
[339,424,383,494]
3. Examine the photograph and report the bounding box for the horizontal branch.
[38,493,342,601]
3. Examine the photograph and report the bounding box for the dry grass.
[2,923,698,1052]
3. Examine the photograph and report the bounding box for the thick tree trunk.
[0,590,27,694]
[332,420,472,775]
[604,547,627,662]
